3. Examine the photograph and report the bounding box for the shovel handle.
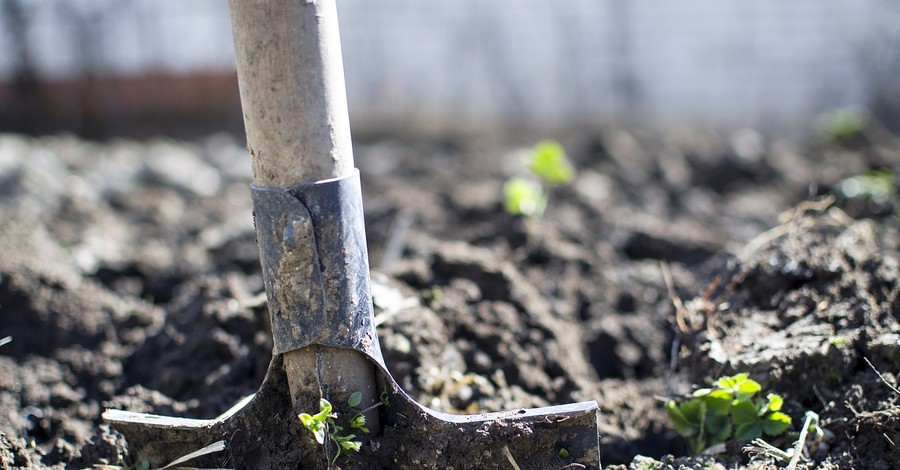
[229,0,354,186]
[228,0,380,438]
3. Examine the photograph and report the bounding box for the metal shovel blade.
[105,361,599,469]
[104,172,600,469]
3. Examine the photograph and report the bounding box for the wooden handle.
[229,0,354,187]
[228,0,380,438]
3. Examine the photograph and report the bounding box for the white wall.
[2,0,898,136]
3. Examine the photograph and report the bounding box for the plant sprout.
[503,177,547,217]
[299,397,369,465]
[816,107,866,142]
[503,140,574,217]
[666,373,792,454]
[527,140,574,185]
[834,169,895,206]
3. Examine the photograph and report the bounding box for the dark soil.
[0,128,897,469]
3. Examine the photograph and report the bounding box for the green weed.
[666,373,792,454]
[298,396,370,465]
[527,140,574,185]
[503,178,547,217]
[503,140,574,217]
[816,107,865,142]
[834,169,895,206]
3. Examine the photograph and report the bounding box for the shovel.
[103,1,601,468]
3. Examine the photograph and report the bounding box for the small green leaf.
[735,378,762,400]
[678,398,705,422]
[836,169,895,203]
[816,107,865,141]
[714,373,746,390]
[348,391,363,408]
[703,389,734,415]
[298,413,315,427]
[734,422,763,441]
[713,373,761,400]
[349,412,369,433]
[762,412,792,436]
[705,413,729,435]
[319,398,332,413]
[503,177,547,217]
[666,401,698,438]
[527,140,574,185]
[558,448,569,458]
[765,393,784,413]
[730,400,759,426]
[691,388,713,397]
[334,433,362,451]
[340,439,362,453]
[317,398,333,416]
[706,414,732,446]
[299,413,327,444]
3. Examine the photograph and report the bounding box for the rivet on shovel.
[103,1,601,468]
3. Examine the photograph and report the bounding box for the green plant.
[503,178,547,217]
[299,396,370,465]
[666,373,792,454]
[527,140,574,185]
[816,107,865,142]
[834,169,895,207]
[379,385,391,407]
[503,140,574,217]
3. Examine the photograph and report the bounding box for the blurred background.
[1,0,899,140]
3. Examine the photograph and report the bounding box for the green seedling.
[730,393,791,441]
[666,373,792,454]
[299,397,369,465]
[834,169,895,206]
[816,106,865,142]
[503,178,547,217]
[503,140,574,217]
[527,140,574,185]
[349,412,370,434]
[379,385,391,407]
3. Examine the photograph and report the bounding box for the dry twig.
[660,261,688,333]
[786,412,818,470]
[864,357,900,396]
[502,445,521,470]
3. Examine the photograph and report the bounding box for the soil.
[0,128,897,469]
